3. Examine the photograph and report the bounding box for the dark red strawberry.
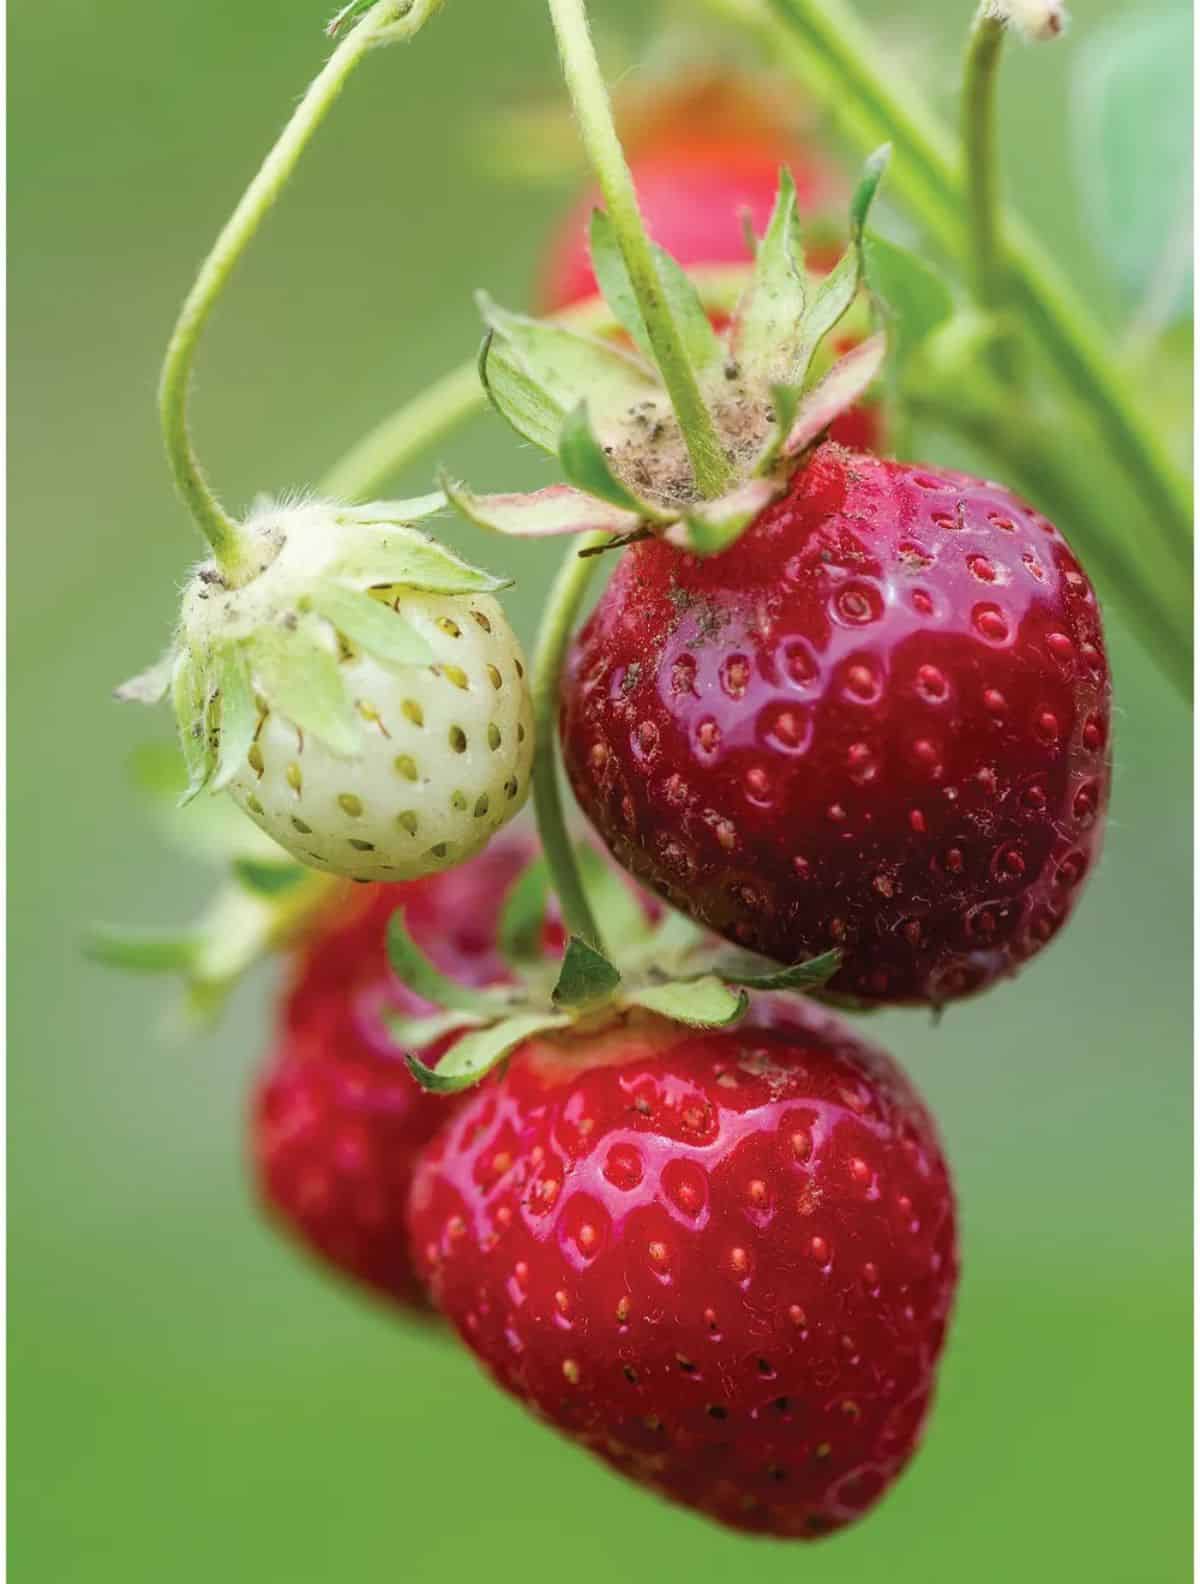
[409,998,958,1538]
[254,833,551,1312]
[560,442,1112,1006]
[538,77,881,450]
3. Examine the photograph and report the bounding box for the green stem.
[530,536,608,951]
[158,0,411,583]
[702,0,1192,572]
[962,11,1012,354]
[545,0,733,499]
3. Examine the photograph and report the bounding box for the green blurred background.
[10,1,1192,1578]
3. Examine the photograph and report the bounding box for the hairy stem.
[530,537,608,950]
[545,0,733,498]
[158,0,418,582]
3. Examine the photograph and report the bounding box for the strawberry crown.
[115,494,509,807]
[446,148,890,557]
[387,848,841,1092]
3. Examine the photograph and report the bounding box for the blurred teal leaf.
[864,232,955,367]
[1073,7,1192,328]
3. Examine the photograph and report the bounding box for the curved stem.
[962,7,1018,384]
[530,536,607,951]
[704,0,1192,571]
[158,0,407,582]
[545,0,733,499]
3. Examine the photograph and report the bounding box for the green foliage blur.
[9,1,1191,1579]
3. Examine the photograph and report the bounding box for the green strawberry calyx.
[114,493,512,808]
[445,148,890,559]
[390,847,841,1094]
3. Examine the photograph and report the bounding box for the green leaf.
[624,975,748,1027]
[784,146,890,393]
[307,584,436,667]
[784,334,887,457]
[576,847,654,951]
[863,232,954,370]
[444,478,642,539]
[480,332,565,454]
[709,948,842,992]
[1073,7,1192,324]
[731,168,809,385]
[172,650,217,807]
[499,854,550,966]
[552,936,622,1009]
[83,925,197,974]
[405,1010,570,1093]
[244,624,361,758]
[588,208,656,362]
[115,645,176,706]
[210,644,258,793]
[558,402,667,517]
[231,858,310,898]
[386,910,514,1017]
[326,520,511,595]
[478,293,656,428]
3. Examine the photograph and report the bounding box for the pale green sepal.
[307,584,436,667]
[730,167,809,385]
[173,650,218,807]
[210,645,258,792]
[577,847,655,951]
[480,333,565,454]
[444,477,642,540]
[783,335,887,458]
[552,936,622,1010]
[588,208,656,362]
[707,948,843,992]
[651,244,726,378]
[499,854,551,966]
[752,383,802,476]
[386,910,516,1017]
[244,624,361,759]
[478,293,656,426]
[386,1008,485,1050]
[326,521,511,595]
[558,402,672,519]
[340,494,447,525]
[668,476,784,556]
[115,645,177,706]
[405,1010,570,1094]
[624,975,748,1027]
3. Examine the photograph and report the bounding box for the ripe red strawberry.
[409,999,958,1538]
[538,77,880,450]
[254,833,553,1311]
[561,442,1112,1006]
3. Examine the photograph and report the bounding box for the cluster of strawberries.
[250,86,1111,1542]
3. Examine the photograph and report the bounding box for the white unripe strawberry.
[118,495,534,883]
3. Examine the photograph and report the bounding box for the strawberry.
[408,998,958,1538]
[537,75,881,451]
[254,833,557,1311]
[560,442,1112,1005]
[119,495,534,884]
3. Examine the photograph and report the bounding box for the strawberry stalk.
[157,0,441,586]
[544,0,734,499]
[961,7,1020,383]
[700,0,1192,581]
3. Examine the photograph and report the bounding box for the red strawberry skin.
[253,835,542,1312]
[560,443,1112,1006]
[409,1001,958,1538]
